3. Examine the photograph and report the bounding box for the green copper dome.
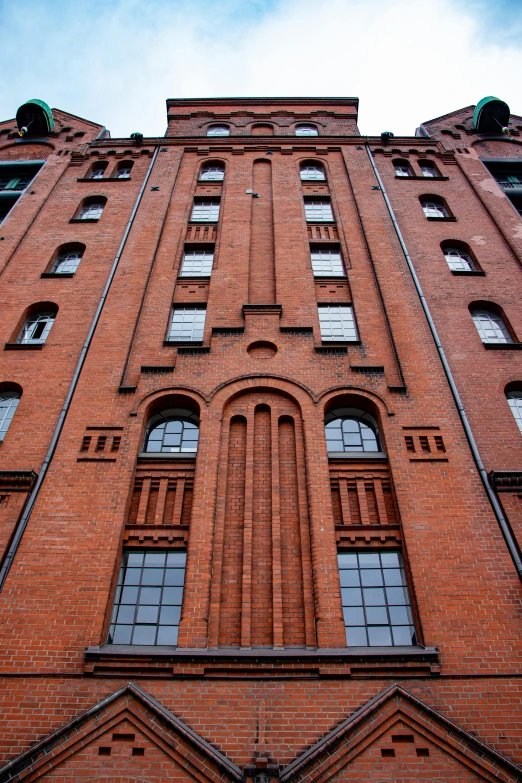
[472,96,510,133]
[16,99,55,136]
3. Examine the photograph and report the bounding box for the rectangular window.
[0,162,43,224]
[190,199,220,222]
[180,248,214,277]
[304,198,334,222]
[311,247,345,277]
[108,550,186,646]
[318,305,358,342]
[338,551,416,647]
[168,307,206,342]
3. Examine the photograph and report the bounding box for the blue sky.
[0,0,521,138]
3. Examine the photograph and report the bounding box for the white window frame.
[443,248,474,272]
[180,249,214,277]
[116,163,132,179]
[52,250,83,274]
[199,165,225,182]
[0,391,20,442]
[300,164,325,181]
[394,164,412,177]
[318,305,358,342]
[311,248,345,277]
[168,307,206,342]
[207,125,230,137]
[17,312,56,345]
[190,200,220,222]
[471,309,513,344]
[78,202,104,220]
[422,201,448,219]
[304,199,334,223]
[295,125,318,137]
[421,164,438,178]
[507,392,522,434]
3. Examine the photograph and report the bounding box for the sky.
[0,0,521,138]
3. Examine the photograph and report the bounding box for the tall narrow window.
[318,305,358,342]
[300,163,326,181]
[199,164,225,181]
[311,247,345,276]
[421,199,449,219]
[507,391,522,434]
[17,311,56,345]
[168,307,206,342]
[471,309,512,344]
[144,410,199,453]
[443,247,475,272]
[207,125,230,136]
[180,248,214,277]
[394,161,413,177]
[115,161,133,179]
[420,162,439,178]
[304,198,334,222]
[52,248,84,274]
[190,199,220,222]
[295,124,318,136]
[77,199,105,220]
[108,550,186,646]
[0,173,33,190]
[88,162,107,180]
[0,390,21,442]
[339,551,417,647]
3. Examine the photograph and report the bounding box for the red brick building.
[0,95,521,783]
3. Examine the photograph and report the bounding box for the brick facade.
[0,97,520,783]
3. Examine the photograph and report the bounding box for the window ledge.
[484,342,522,350]
[395,175,449,181]
[69,218,100,224]
[313,275,348,280]
[84,644,440,678]
[450,270,485,276]
[306,220,336,224]
[328,451,388,460]
[163,340,204,347]
[41,272,75,278]
[188,220,219,225]
[178,276,211,281]
[76,177,132,183]
[138,452,197,460]
[5,343,44,350]
[426,216,457,222]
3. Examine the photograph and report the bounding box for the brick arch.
[209,373,317,410]
[0,141,55,158]
[318,385,393,416]
[132,386,208,416]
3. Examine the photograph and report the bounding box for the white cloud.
[0,0,521,137]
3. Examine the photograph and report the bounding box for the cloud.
[0,0,521,138]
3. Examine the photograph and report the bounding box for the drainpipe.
[0,145,160,590]
[365,143,522,579]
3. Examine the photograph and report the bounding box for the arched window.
[17,308,57,345]
[419,160,440,178]
[51,243,85,275]
[0,386,21,442]
[76,197,106,221]
[114,160,133,179]
[207,125,230,137]
[394,159,413,177]
[421,197,449,219]
[199,163,225,181]
[144,409,199,453]
[295,124,318,136]
[325,408,381,453]
[507,391,522,434]
[471,308,512,344]
[443,247,475,272]
[87,161,107,180]
[300,162,326,181]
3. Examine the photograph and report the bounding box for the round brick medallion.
[247,340,278,359]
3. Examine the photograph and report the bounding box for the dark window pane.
[159,605,181,624]
[338,553,358,568]
[121,586,139,604]
[383,568,404,586]
[389,605,413,625]
[132,625,157,645]
[343,606,365,625]
[164,568,185,586]
[358,553,380,568]
[386,586,409,605]
[139,587,162,605]
[363,587,386,605]
[123,568,141,585]
[340,570,360,587]
[365,606,388,624]
[368,626,392,646]
[112,625,132,644]
[117,605,135,624]
[141,568,164,585]
[381,553,400,567]
[157,626,179,645]
[360,569,383,587]
[127,553,144,566]
[162,586,184,604]
[341,587,363,605]
[136,605,159,623]
[346,626,367,646]
[167,552,187,566]
[144,552,166,566]
[392,625,415,645]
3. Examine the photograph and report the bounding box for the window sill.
[188,220,219,225]
[313,274,348,280]
[426,216,457,222]
[76,177,132,183]
[178,275,211,281]
[138,452,197,460]
[484,342,522,350]
[328,451,388,460]
[395,175,449,181]
[41,272,75,278]
[5,343,44,350]
[306,220,336,224]
[450,270,485,276]
[69,218,100,223]
[163,340,204,347]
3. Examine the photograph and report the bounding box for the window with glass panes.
[52,249,83,274]
[17,312,56,344]
[421,163,438,177]
[199,165,225,181]
[295,125,318,136]
[311,248,345,276]
[0,174,32,190]
[207,125,230,136]
[0,392,20,442]
[304,199,334,222]
[443,248,474,272]
[168,307,206,342]
[422,201,448,218]
[108,550,186,646]
[507,391,522,434]
[144,414,199,453]
[300,164,325,181]
[190,200,220,222]
[394,164,412,177]
[180,249,214,277]
[471,309,512,344]
[338,551,416,647]
[116,162,132,179]
[89,163,106,180]
[318,305,358,341]
[78,201,105,220]
[325,416,380,453]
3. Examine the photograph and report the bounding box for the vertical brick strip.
[294,417,317,649]
[208,418,231,648]
[356,477,370,525]
[249,160,275,304]
[339,478,352,525]
[154,478,168,525]
[271,409,284,649]
[172,478,185,526]
[241,407,255,648]
[373,477,389,525]
[136,478,151,525]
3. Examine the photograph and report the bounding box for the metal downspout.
[0,145,160,590]
[365,144,522,579]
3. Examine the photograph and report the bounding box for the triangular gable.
[280,684,522,783]
[0,683,242,783]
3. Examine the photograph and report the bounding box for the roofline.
[166,96,359,108]
[51,108,105,129]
